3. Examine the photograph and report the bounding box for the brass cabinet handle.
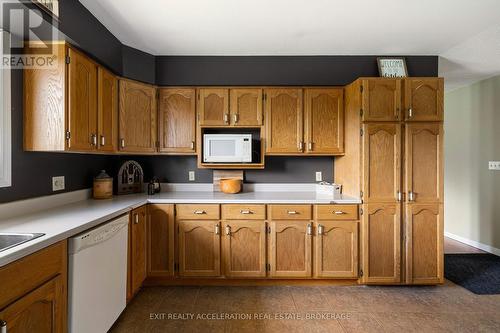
[215,224,220,235]
[224,114,230,124]
[306,223,313,236]
[225,225,231,236]
[333,211,345,215]
[100,135,105,146]
[190,141,195,150]
[194,210,206,215]
[308,142,313,151]
[233,114,239,124]
[298,142,304,152]
[120,138,125,149]
[287,211,298,215]
[240,210,253,214]
[318,224,324,236]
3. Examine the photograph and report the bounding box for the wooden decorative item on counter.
[219,179,243,194]
[213,170,243,192]
[93,170,113,199]
[117,161,144,194]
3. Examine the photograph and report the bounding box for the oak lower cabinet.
[405,203,443,284]
[147,204,175,277]
[0,241,67,333]
[361,203,401,284]
[129,206,147,296]
[119,79,157,153]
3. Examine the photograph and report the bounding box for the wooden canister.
[93,170,113,199]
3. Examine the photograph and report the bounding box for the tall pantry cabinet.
[336,77,444,285]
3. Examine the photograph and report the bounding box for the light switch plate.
[52,176,65,191]
[188,171,196,181]
[489,161,500,170]
[315,171,323,182]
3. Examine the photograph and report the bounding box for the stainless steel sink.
[0,233,45,252]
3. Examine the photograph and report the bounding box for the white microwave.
[203,134,252,163]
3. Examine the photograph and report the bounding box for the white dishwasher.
[68,214,129,333]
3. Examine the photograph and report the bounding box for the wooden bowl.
[219,178,242,194]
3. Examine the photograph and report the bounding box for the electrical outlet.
[489,161,500,170]
[188,171,196,181]
[315,171,323,182]
[52,176,65,191]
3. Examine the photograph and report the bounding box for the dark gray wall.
[122,45,156,84]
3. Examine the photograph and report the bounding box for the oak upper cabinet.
[158,88,196,154]
[0,276,65,333]
[361,79,401,121]
[130,206,147,295]
[264,89,304,154]
[405,203,443,285]
[222,220,267,277]
[147,204,175,277]
[67,47,98,151]
[198,88,229,126]
[177,220,221,277]
[304,88,344,154]
[362,123,401,203]
[119,79,157,153]
[404,78,444,121]
[97,67,118,152]
[362,203,401,284]
[229,88,263,126]
[405,123,443,204]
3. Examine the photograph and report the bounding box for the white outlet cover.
[489,161,500,170]
[315,171,323,182]
[52,176,65,191]
[188,171,195,181]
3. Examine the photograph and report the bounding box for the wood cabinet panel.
[304,88,344,154]
[404,78,444,121]
[158,88,196,153]
[119,80,157,152]
[0,275,65,333]
[362,79,401,121]
[221,204,266,220]
[405,123,443,203]
[223,220,266,277]
[178,220,221,277]
[230,88,263,126]
[268,205,312,220]
[67,47,97,151]
[130,206,147,295]
[264,89,303,154]
[362,203,401,283]
[314,221,358,278]
[176,204,220,220]
[405,204,443,284]
[198,89,229,125]
[269,220,312,277]
[97,67,118,152]
[363,123,401,203]
[147,204,175,277]
[314,205,359,221]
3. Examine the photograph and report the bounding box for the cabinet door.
[264,89,304,154]
[361,79,401,121]
[362,203,401,284]
[404,78,444,121]
[0,275,65,333]
[229,88,263,126]
[223,220,266,277]
[178,220,221,277]
[315,221,358,278]
[405,204,443,284]
[130,206,147,295]
[269,220,312,278]
[304,88,344,154]
[405,123,443,203]
[147,204,175,277]
[363,123,401,203]
[158,88,196,153]
[97,67,118,152]
[198,89,229,126]
[119,80,157,152]
[67,47,97,151]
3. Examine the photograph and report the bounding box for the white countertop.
[0,186,360,267]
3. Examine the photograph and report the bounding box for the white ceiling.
[79,0,500,90]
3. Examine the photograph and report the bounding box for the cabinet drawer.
[268,205,312,220]
[314,205,359,220]
[176,204,220,220]
[222,205,266,220]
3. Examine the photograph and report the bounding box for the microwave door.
[207,139,241,162]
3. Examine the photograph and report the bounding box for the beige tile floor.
[111,238,497,333]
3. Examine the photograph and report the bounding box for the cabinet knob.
[134,214,139,224]
[306,223,313,236]
[408,108,413,118]
[224,114,230,124]
[91,134,97,146]
[215,224,220,235]
[308,142,313,151]
[298,142,304,152]
[190,141,195,150]
[0,320,7,333]
[408,191,415,202]
[233,114,239,124]
[100,135,106,146]
[225,225,231,236]
[318,224,324,236]
[397,191,402,202]
[120,138,125,149]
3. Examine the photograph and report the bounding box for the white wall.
[444,75,500,254]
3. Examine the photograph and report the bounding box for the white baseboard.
[445,231,500,256]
